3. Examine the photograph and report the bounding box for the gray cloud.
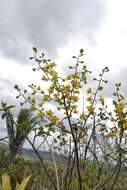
[0,78,27,117]
[0,0,105,63]
[101,69,127,98]
[0,0,106,130]
[115,68,127,95]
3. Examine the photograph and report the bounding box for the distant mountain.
[23,148,66,162]
[0,143,66,163]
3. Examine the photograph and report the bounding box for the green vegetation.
[1,173,31,190]
[1,48,127,189]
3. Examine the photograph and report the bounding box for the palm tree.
[0,102,39,162]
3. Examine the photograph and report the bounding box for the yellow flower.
[87,105,95,113]
[46,110,54,116]
[72,95,79,102]
[74,110,78,114]
[87,88,92,94]
[37,111,45,118]
[72,81,82,88]
[80,138,87,144]
[116,103,125,114]
[29,105,36,111]
[41,76,48,81]
[43,95,49,102]
[50,70,58,80]
[87,96,93,103]
[99,96,104,105]
[38,102,43,107]
[42,66,49,72]
[105,131,113,137]
[66,74,75,80]
[52,116,60,124]
[123,120,127,130]
[31,97,35,103]
[105,130,116,137]
[80,113,87,120]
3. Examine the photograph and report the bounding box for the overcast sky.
[1,0,127,117]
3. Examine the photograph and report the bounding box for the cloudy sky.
[0,0,127,126]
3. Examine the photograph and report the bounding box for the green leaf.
[98,86,103,91]
[2,173,11,190]
[70,179,78,190]
[32,47,37,53]
[1,113,6,119]
[16,176,31,190]
[16,182,20,190]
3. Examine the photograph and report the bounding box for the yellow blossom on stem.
[43,95,49,102]
[123,119,127,130]
[37,111,45,118]
[87,88,92,94]
[87,105,95,113]
[80,113,87,120]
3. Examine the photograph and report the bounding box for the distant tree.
[0,103,39,162]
